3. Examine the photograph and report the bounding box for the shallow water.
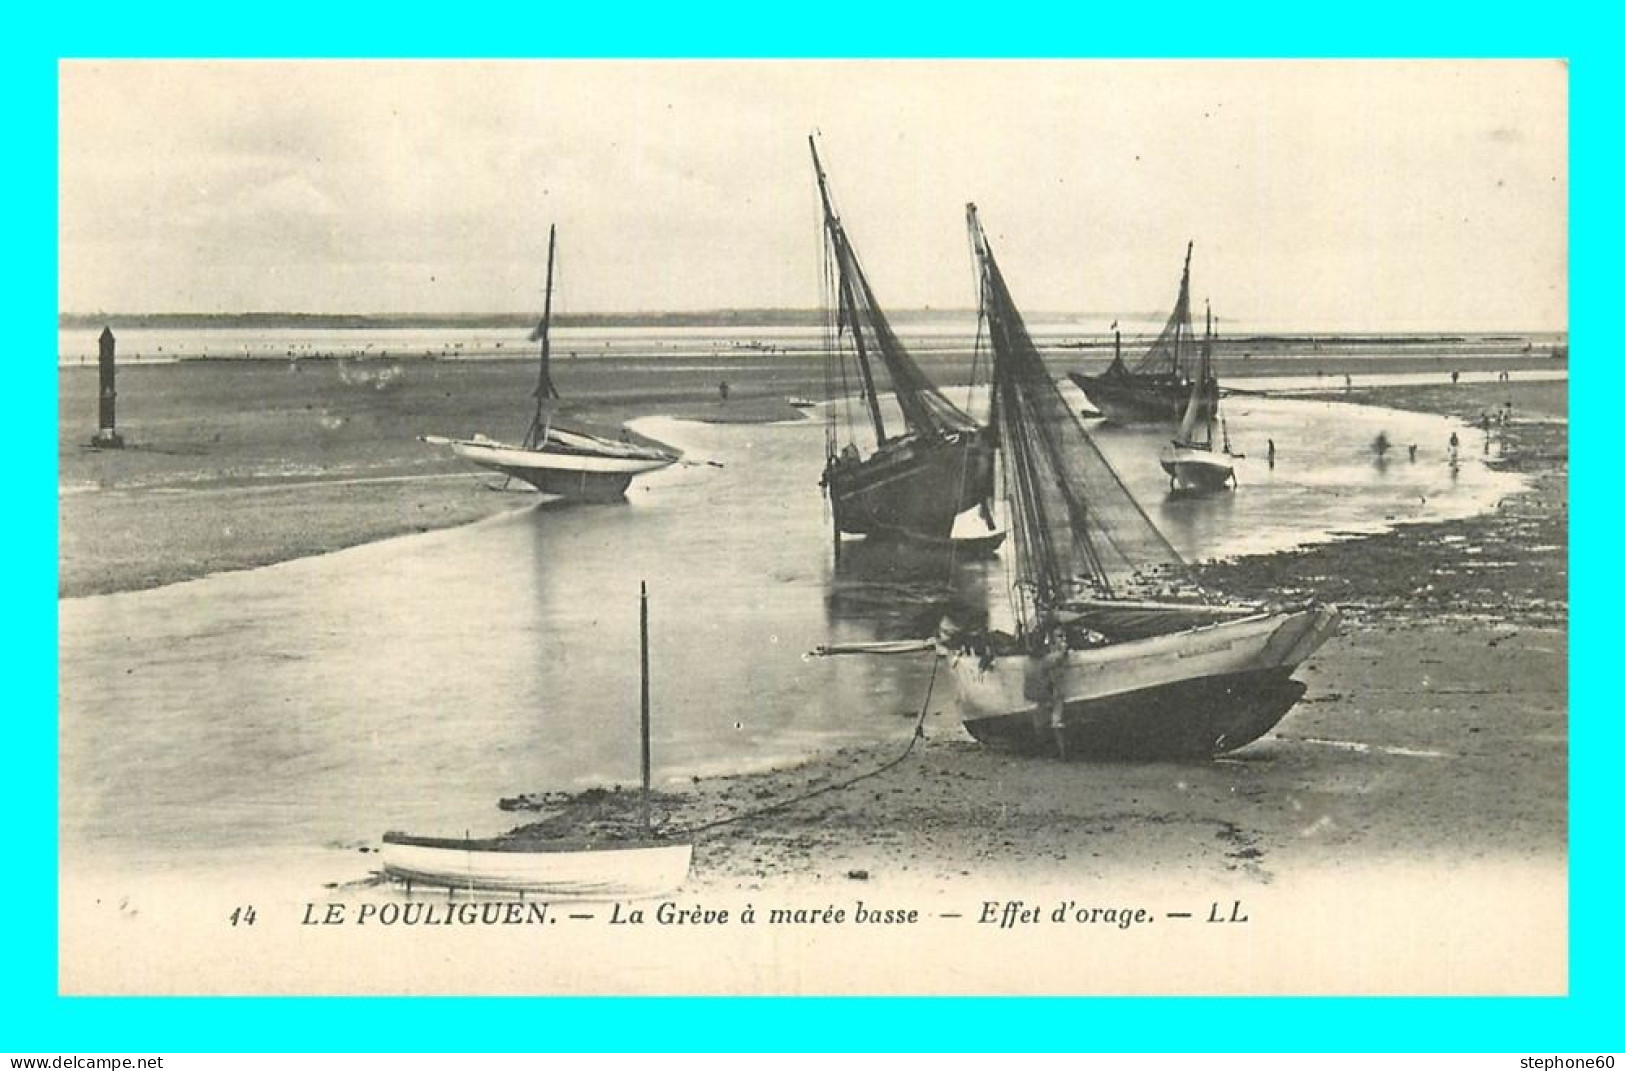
[59,395,1523,877]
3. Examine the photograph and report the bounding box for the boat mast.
[525,224,561,449]
[1201,301,1216,445]
[809,136,889,445]
[1212,310,1231,452]
[1105,320,1128,376]
[640,580,652,836]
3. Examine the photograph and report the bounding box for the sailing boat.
[1159,303,1237,492]
[1068,242,1219,426]
[951,205,1338,759]
[810,136,998,546]
[424,225,678,502]
[381,583,692,897]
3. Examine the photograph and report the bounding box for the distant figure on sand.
[1266,438,1276,469]
[1451,370,1460,385]
[1344,373,1353,392]
[718,380,730,402]
[1408,443,1418,462]
[1448,430,1460,463]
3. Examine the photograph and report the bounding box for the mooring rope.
[673,650,941,840]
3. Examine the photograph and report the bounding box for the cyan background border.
[11,3,1602,1051]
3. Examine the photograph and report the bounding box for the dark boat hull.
[962,668,1309,760]
[952,603,1340,759]
[824,429,996,540]
[1070,371,1216,426]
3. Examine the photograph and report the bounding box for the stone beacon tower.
[91,325,124,448]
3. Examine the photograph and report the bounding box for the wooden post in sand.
[91,326,124,448]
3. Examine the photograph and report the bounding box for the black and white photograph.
[56,59,1568,995]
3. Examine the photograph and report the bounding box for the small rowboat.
[380,833,692,899]
[382,583,692,898]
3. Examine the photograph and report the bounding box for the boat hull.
[824,429,996,540]
[894,528,1007,557]
[381,834,693,899]
[1159,444,1235,493]
[1069,371,1216,426]
[949,603,1340,759]
[449,436,676,502]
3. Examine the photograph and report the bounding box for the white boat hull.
[443,434,677,501]
[1159,442,1235,492]
[381,834,693,899]
[949,603,1340,758]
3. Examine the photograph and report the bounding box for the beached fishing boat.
[424,225,678,502]
[950,205,1337,759]
[810,136,998,545]
[1159,303,1237,493]
[1069,243,1219,426]
[381,583,692,897]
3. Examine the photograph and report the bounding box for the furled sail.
[1130,241,1196,378]
[812,137,979,443]
[966,204,1185,607]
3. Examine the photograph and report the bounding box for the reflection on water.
[59,397,1523,874]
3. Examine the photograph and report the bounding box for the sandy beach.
[496,375,1567,885]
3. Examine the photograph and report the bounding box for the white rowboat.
[381,834,692,899]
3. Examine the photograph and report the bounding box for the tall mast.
[525,225,560,448]
[809,136,889,445]
[1201,301,1215,444]
[1175,240,1194,378]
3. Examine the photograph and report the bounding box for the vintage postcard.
[56,59,1567,996]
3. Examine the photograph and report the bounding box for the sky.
[57,60,1568,332]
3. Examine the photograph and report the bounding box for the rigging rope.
[675,652,942,840]
[675,291,991,842]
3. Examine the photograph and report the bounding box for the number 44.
[229,905,257,926]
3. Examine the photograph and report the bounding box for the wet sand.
[58,357,807,597]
